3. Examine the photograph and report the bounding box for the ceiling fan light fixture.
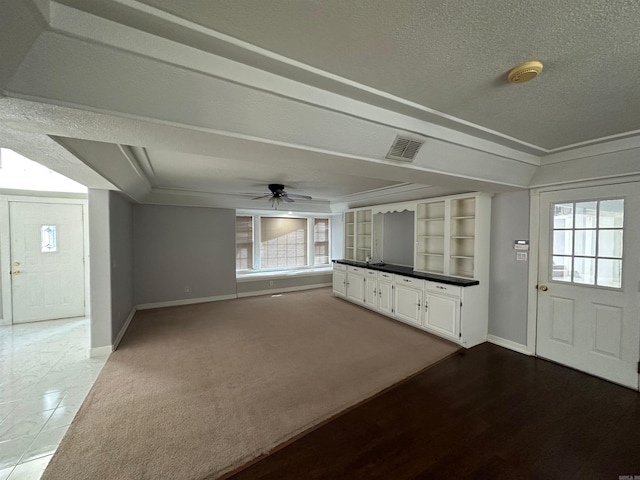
[507,60,543,84]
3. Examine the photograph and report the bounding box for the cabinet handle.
[425,301,428,311]
[379,290,382,298]
[417,300,421,308]
[403,278,410,282]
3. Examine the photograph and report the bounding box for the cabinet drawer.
[377,271,394,281]
[394,275,424,289]
[365,269,377,278]
[348,266,363,274]
[424,281,461,297]
[333,263,346,271]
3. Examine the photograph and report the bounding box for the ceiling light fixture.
[507,60,543,84]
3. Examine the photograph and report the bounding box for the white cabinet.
[363,270,394,315]
[345,266,365,304]
[377,272,394,315]
[394,277,424,326]
[424,292,460,340]
[344,208,373,262]
[333,268,347,297]
[364,270,378,307]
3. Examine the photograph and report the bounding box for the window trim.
[236,212,331,274]
[550,197,624,289]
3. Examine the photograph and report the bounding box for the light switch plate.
[516,252,528,262]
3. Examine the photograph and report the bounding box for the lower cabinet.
[332,268,347,297]
[394,283,422,326]
[377,277,394,315]
[345,266,365,304]
[333,264,486,348]
[424,292,459,339]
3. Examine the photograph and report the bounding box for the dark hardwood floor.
[226,343,640,480]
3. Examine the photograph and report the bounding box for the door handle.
[13,262,20,266]
[11,270,21,275]
[538,284,548,291]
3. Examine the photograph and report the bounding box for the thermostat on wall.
[514,240,529,251]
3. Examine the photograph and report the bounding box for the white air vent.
[386,136,424,162]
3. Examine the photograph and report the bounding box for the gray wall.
[382,211,415,267]
[488,190,530,345]
[88,189,112,349]
[133,204,236,305]
[109,191,134,338]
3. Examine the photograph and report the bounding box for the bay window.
[236,215,330,271]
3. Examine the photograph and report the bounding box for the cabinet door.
[347,273,365,304]
[378,281,393,315]
[424,293,460,339]
[333,270,347,297]
[394,284,422,325]
[364,277,378,308]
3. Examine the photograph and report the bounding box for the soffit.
[134,0,640,150]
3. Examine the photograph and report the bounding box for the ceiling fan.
[252,184,312,208]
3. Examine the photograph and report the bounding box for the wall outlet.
[516,252,528,262]
[184,286,190,292]
[269,280,274,286]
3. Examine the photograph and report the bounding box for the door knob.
[538,284,548,291]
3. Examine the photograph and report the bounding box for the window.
[41,225,57,253]
[261,217,307,268]
[314,218,329,265]
[235,216,253,270]
[552,199,623,288]
[236,215,330,271]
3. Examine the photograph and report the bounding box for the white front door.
[536,184,640,389]
[10,201,86,323]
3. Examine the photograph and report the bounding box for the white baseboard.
[113,307,137,351]
[487,334,534,356]
[136,293,237,310]
[237,283,331,298]
[90,345,113,357]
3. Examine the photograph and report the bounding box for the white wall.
[133,204,236,305]
[89,189,112,349]
[488,190,530,345]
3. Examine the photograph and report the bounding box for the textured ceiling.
[137,0,640,150]
[145,149,400,200]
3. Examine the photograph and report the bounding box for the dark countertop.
[332,259,479,287]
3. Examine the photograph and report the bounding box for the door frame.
[0,192,89,326]
[527,176,640,360]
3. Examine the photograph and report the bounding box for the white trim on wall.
[90,345,113,357]
[113,306,137,351]
[487,334,534,356]
[136,293,238,310]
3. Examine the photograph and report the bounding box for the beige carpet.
[42,288,459,480]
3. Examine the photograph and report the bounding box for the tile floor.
[0,318,108,479]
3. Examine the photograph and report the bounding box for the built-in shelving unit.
[449,197,476,278]
[412,193,490,280]
[415,201,445,274]
[344,208,372,262]
[344,211,355,260]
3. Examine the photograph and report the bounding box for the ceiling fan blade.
[252,194,272,200]
[285,194,312,200]
[282,195,295,203]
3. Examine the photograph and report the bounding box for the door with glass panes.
[536,184,640,389]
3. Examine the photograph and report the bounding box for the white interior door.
[536,184,640,389]
[10,201,85,323]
